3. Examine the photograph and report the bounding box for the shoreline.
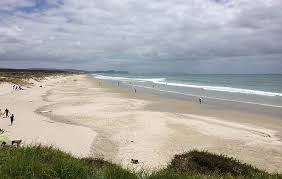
[110,78,282,119]
[42,74,282,172]
[92,75,282,172]
[1,74,282,173]
[94,74,282,109]
[95,75,282,129]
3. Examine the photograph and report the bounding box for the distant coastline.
[92,70,128,74]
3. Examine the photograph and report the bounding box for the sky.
[0,0,281,74]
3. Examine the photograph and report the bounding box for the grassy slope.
[0,146,137,179]
[0,146,280,179]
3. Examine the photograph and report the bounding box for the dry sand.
[1,74,281,173]
[0,76,96,157]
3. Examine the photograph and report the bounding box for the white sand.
[0,76,96,157]
[1,74,281,173]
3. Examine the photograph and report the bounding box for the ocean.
[94,73,282,108]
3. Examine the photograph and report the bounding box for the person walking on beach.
[10,114,15,125]
[4,108,10,118]
[199,98,202,104]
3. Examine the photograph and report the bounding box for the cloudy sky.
[0,0,281,73]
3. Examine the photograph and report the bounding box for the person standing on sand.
[4,108,10,118]
[10,114,15,125]
[199,98,202,104]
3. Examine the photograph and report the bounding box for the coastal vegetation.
[0,70,72,85]
[0,146,280,179]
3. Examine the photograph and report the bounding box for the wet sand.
[41,75,282,172]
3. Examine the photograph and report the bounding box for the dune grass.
[0,146,280,179]
[0,71,71,85]
[150,150,281,179]
[0,145,137,179]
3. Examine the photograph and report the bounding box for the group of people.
[0,108,19,147]
[0,108,15,125]
[12,85,23,91]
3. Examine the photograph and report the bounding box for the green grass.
[150,150,281,179]
[0,146,280,179]
[0,145,137,179]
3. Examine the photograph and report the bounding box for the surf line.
[127,84,282,108]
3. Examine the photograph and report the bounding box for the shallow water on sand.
[94,74,282,108]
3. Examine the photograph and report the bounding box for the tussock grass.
[0,146,280,179]
[0,145,137,179]
[0,71,71,85]
[153,150,281,179]
[169,150,261,176]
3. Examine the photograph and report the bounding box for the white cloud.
[0,0,281,73]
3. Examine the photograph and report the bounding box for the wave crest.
[94,75,282,97]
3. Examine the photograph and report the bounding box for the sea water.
[94,73,282,108]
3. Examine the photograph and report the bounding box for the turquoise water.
[94,74,282,108]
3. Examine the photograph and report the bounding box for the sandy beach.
[1,74,281,173]
[0,75,96,157]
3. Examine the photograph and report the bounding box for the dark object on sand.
[1,141,6,147]
[39,85,42,87]
[5,108,9,118]
[199,98,202,104]
[131,159,139,164]
[12,140,22,147]
[10,114,15,125]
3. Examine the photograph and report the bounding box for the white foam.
[94,75,282,97]
[95,75,165,83]
[130,84,282,108]
[154,81,282,97]
[95,75,131,81]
